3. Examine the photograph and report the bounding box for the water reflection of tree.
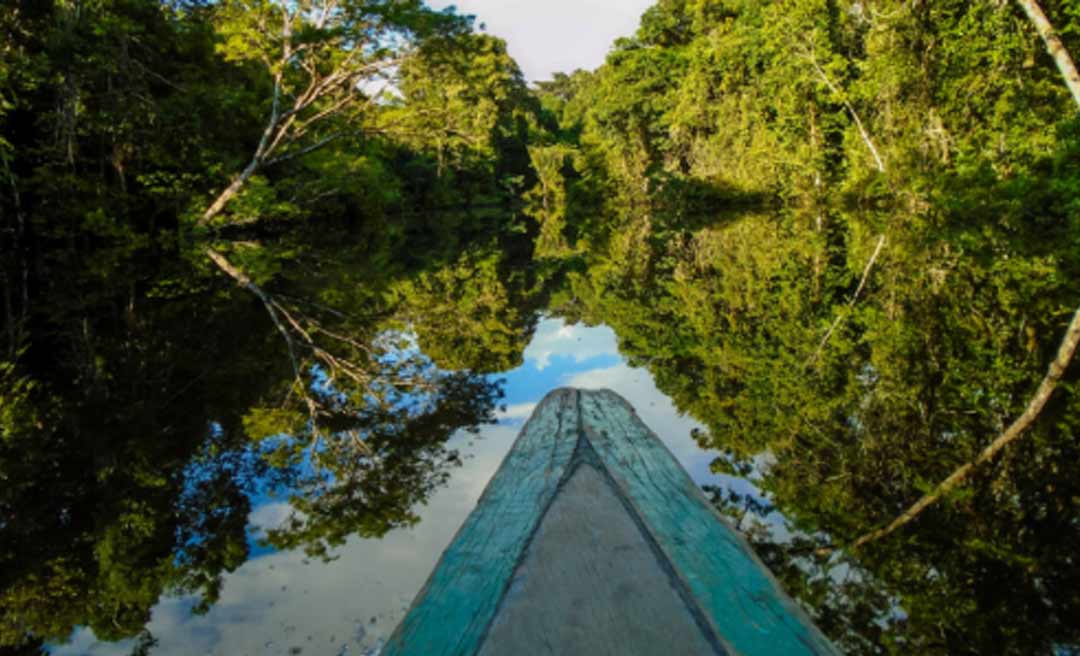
[0,232,507,650]
[259,369,502,559]
[0,2,540,649]
[556,198,1080,653]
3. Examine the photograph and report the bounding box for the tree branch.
[1015,0,1080,108]
[806,52,886,174]
[844,304,1080,551]
[206,247,302,381]
[807,234,887,366]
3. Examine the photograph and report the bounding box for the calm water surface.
[51,319,736,656]
[11,204,1077,656]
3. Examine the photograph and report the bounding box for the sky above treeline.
[428,0,654,82]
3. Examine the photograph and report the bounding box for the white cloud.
[522,319,619,371]
[49,425,519,656]
[428,0,654,82]
[246,502,293,535]
[51,630,131,656]
[496,401,536,422]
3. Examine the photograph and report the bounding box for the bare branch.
[807,234,887,367]
[206,247,302,382]
[197,6,401,229]
[842,304,1080,552]
[1015,0,1080,108]
[805,51,886,173]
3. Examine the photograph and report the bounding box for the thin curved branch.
[844,304,1080,552]
[1015,0,1080,108]
[807,234,886,367]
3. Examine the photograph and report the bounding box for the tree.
[0,3,527,648]
[385,32,535,200]
[197,0,476,437]
[843,0,1080,550]
[198,0,468,227]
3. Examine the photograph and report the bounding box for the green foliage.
[263,371,502,557]
[384,33,540,207]
[547,0,1080,210]
[243,406,307,442]
[389,246,541,373]
[4,0,1080,652]
[561,191,1080,651]
[524,143,580,257]
[0,360,41,444]
[0,0,538,650]
[530,0,1080,651]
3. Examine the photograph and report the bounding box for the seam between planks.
[579,389,840,656]
[383,388,582,656]
[574,436,731,656]
[471,399,589,654]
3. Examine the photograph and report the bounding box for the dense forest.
[533,0,1080,653]
[0,1,549,651]
[2,0,1080,653]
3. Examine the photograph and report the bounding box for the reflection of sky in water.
[53,318,740,656]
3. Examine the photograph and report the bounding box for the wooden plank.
[382,388,582,656]
[579,389,838,656]
[385,387,839,656]
[476,459,722,656]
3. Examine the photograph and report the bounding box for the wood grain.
[580,389,838,656]
[382,388,582,656]
[478,460,721,655]
[384,388,839,656]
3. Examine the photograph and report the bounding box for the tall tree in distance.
[383,32,536,204]
[197,0,473,434]
[199,0,468,227]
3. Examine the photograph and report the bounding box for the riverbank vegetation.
[3,0,1080,653]
[0,1,544,649]
[534,0,1080,652]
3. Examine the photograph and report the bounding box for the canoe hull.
[383,388,838,656]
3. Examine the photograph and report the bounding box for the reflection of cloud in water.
[495,401,536,423]
[247,502,294,536]
[52,319,748,656]
[522,320,618,370]
[52,425,518,656]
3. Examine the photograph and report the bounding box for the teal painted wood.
[384,388,839,656]
[382,388,582,656]
[579,389,838,656]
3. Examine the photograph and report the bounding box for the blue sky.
[428,0,654,82]
[53,319,736,656]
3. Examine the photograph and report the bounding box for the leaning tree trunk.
[1015,0,1080,108]
[848,307,1080,552]
[841,0,1080,554]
